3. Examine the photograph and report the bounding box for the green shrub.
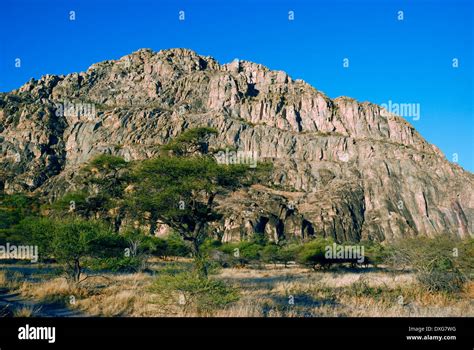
[259,242,301,266]
[121,227,157,256]
[238,242,262,261]
[86,256,143,272]
[164,232,192,257]
[48,191,90,216]
[91,232,128,257]
[17,216,57,259]
[218,242,238,255]
[150,272,239,314]
[50,218,116,282]
[0,194,40,245]
[297,237,334,270]
[359,240,386,267]
[200,238,222,254]
[385,236,471,293]
[261,244,280,265]
[278,243,303,266]
[218,241,263,266]
[149,237,169,258]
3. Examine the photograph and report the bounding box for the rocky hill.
[0,48,472,242]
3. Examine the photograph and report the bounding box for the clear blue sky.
[1,0,472,171]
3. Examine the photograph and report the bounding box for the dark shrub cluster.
[385,236,472,293]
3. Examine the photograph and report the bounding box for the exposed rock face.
[1,48,472,242]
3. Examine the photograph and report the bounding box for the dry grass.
[17,273,155,316]
[464,280,474,299]
[13,305,42,317]
[0,271,7,287]
[5,264,474,317]
[73,274,155,316]
[214,267,473,317]
[19,277,89,303]
[0,270,23,290]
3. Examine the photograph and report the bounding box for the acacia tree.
[129,128,253,278]
[161,127,218,156]
[49,154,130,231]
[130,156,248,277]
[81,154,130,230]
[51,218,109,283]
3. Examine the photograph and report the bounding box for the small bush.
[359,240,386,267]
[261,244,280,265]
[278,243,303,267]
[297,237,334,270]
[260,243,301,266]
[200,238,222,253]
[164,232,192,257]
[238,242,262,262]
[386,236,471,293]
[16,216,57,258]
[219,241,263,266]
[86,256,144,273]
[150,272,239,315]
[208,249,237,268]
[0,193,39,232]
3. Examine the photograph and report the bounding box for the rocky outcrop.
[1,48,472,242]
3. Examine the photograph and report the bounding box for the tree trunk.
[149,211,158,236]
[73,258,81,283]
[192,239,208,279]
[114,207,124,232]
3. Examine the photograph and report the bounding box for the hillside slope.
[0,48,472,242]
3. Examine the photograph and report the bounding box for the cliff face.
[1,48,472,242]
